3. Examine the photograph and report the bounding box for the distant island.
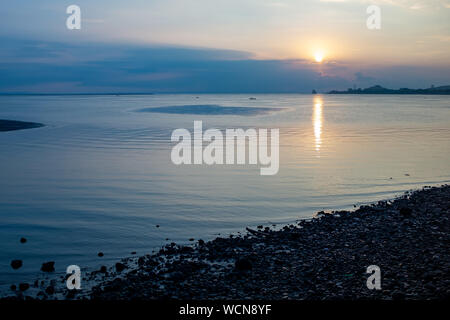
[328,85,450,95]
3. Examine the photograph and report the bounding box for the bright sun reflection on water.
[313,96,323,153]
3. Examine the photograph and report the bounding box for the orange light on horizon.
[314,51,325,63]
[313,96,323,153]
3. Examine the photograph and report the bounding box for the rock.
[20,237,27,243]
[100,266,107,273]
[98,252,104,257]
[115,262,126,272]
[189,238,194,241]
[392,291,405,300]
[399,207,412,217]
[198,239,205,246]
[41,261,55,272]
[170,271,184,281]
[131,251,137,255]
[180,246,194,253]
[19,283,30,291]
[45,285,55,295]
[10,285,16,291]
[235,258,252,271]
[11,259,23,270]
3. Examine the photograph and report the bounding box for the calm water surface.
[0,94,449,291]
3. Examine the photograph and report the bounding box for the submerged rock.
[19,283,30,291]
[41,261,55,272]
[45,286,55,295]
[115,263,126,272]
[11,260,22,270]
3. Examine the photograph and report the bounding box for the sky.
[0,0,449,93]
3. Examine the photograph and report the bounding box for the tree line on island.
[326,85,450,94]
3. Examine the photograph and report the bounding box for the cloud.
[0,38,448,93]
[320,0,450,9]
[354,71,376,83]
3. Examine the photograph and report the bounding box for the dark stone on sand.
[41,261,55,272]
[98,252,104,257]
[45,286,55,295]
[10,285,16,291]
[131,251,136,255]
[19,283,30,291]
[400,207,412,217]
[0,119,44,132]
[180,246,194,253]
[235,258,252,271]
[20,237,27,243]
[11,260,22,270]
[115,263,126,272]
[198,239,205,246]
[100,266,107,273]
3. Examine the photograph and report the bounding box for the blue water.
[0,94,449,293]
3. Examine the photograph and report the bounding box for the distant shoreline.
[328,85,450,95]
[0,119,44,132]
[0,93,154,96]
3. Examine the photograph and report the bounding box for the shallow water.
[0,94,449,292]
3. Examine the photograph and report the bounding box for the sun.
[314,51,324,63]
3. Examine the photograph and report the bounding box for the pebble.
[115,263,126,272]
[41,261,55,272]
[19,283,30,291]
[11,260,23,270]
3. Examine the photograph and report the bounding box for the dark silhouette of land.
[329,85,450,95]
[0,119,44,132]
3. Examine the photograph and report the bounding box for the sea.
[0,94,449,293]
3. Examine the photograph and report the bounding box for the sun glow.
[314,51,324,63]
